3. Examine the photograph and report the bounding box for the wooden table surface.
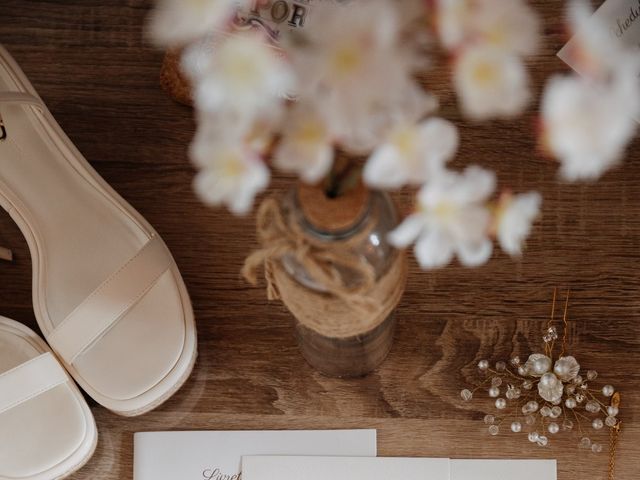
[1,1,638,479]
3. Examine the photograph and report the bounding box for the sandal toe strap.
[0,352,68,415]
[47,235,171,365]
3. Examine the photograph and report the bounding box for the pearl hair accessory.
[460,290,622,453]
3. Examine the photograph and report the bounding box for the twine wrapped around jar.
[242,196,407,340]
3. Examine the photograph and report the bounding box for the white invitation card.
[242,456,451,480]
[558,0,640,75]
[242,456,557,480]
[133,430,376,480]
[451,459,556,480]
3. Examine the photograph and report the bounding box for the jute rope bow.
[242,197,381,313]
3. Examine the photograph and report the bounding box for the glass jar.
[277,183,406,378]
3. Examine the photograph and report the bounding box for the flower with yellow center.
[191,137,270,215]
[274,106,334,184]
[454,45,530,120]
[364,118,458,190]
[388,166,495,269]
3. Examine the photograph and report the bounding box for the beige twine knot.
[242,197,381,313]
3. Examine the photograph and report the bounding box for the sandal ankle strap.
[0,91,44,109]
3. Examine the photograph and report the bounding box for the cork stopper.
[297,181,370,234]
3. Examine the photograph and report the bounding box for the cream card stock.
[133,430,376,480]
[242,456,557,480]
[451,459,556,480]
[242,456,450,480]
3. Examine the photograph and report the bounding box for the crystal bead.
[592,443,603,453]
[488,387,500,398]
[547,422,559,434]
[511,421,522,433]
[528,432,539,443]
[511,356,521,366]
[585,400,600,413]
[565,397,577,409]
[575,393,585,403]
[605,416,618,427]
[602,385,615,397]
[537,435,549,446]
[518,366,528,376]
[488,425,499,436]
[491,377,503,387]
[495,398,507,410]
[540,406,551,417]
[586,370,598,381]
[562,418,574,431]
[522,379,533,390]
[478,360,490,371]
[495,361,507,372]
[580,437,591,448]
[484,414,495,425]
[460,389,473,401]
[506,386,521,400]
[547,326,558,339]
[542,334,553,343]
[592,418,603,430]
[525,415,536,425]
[550,406,562,418]
[607,406,619,417]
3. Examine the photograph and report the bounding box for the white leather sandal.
[0,316,97,480]
[0,45,197,416]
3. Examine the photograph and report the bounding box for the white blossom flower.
[541,74,639,181]
[149,0,249,47]
[388,166,495,269]
[190,131,270,215]
[435,0,540,56]
[494,191,542,257]
[435,0,473,51]
[285,0,437,153]
[363,118,458,190]
[273,105,334,184]
[472,0,540,56]
[454,45,530,120]
[193,32,294,121]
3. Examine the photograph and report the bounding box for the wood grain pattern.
[0,1,638,479]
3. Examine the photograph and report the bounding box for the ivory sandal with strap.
[0,316,97,480]
[0,45,197,416]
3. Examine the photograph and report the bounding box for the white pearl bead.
[511,422,522,433]
[484,414,495,425]
[488,387,500,398]
[547,422,559,434]
[488,425,499,436]
[605,416,618,427]
[478,360,489,371]
[495,398,507,410]
[592,418,603,430]
[607,406,619,417]
[602,385,615,397]
[565,397,577,409]
[592,443,603,453]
